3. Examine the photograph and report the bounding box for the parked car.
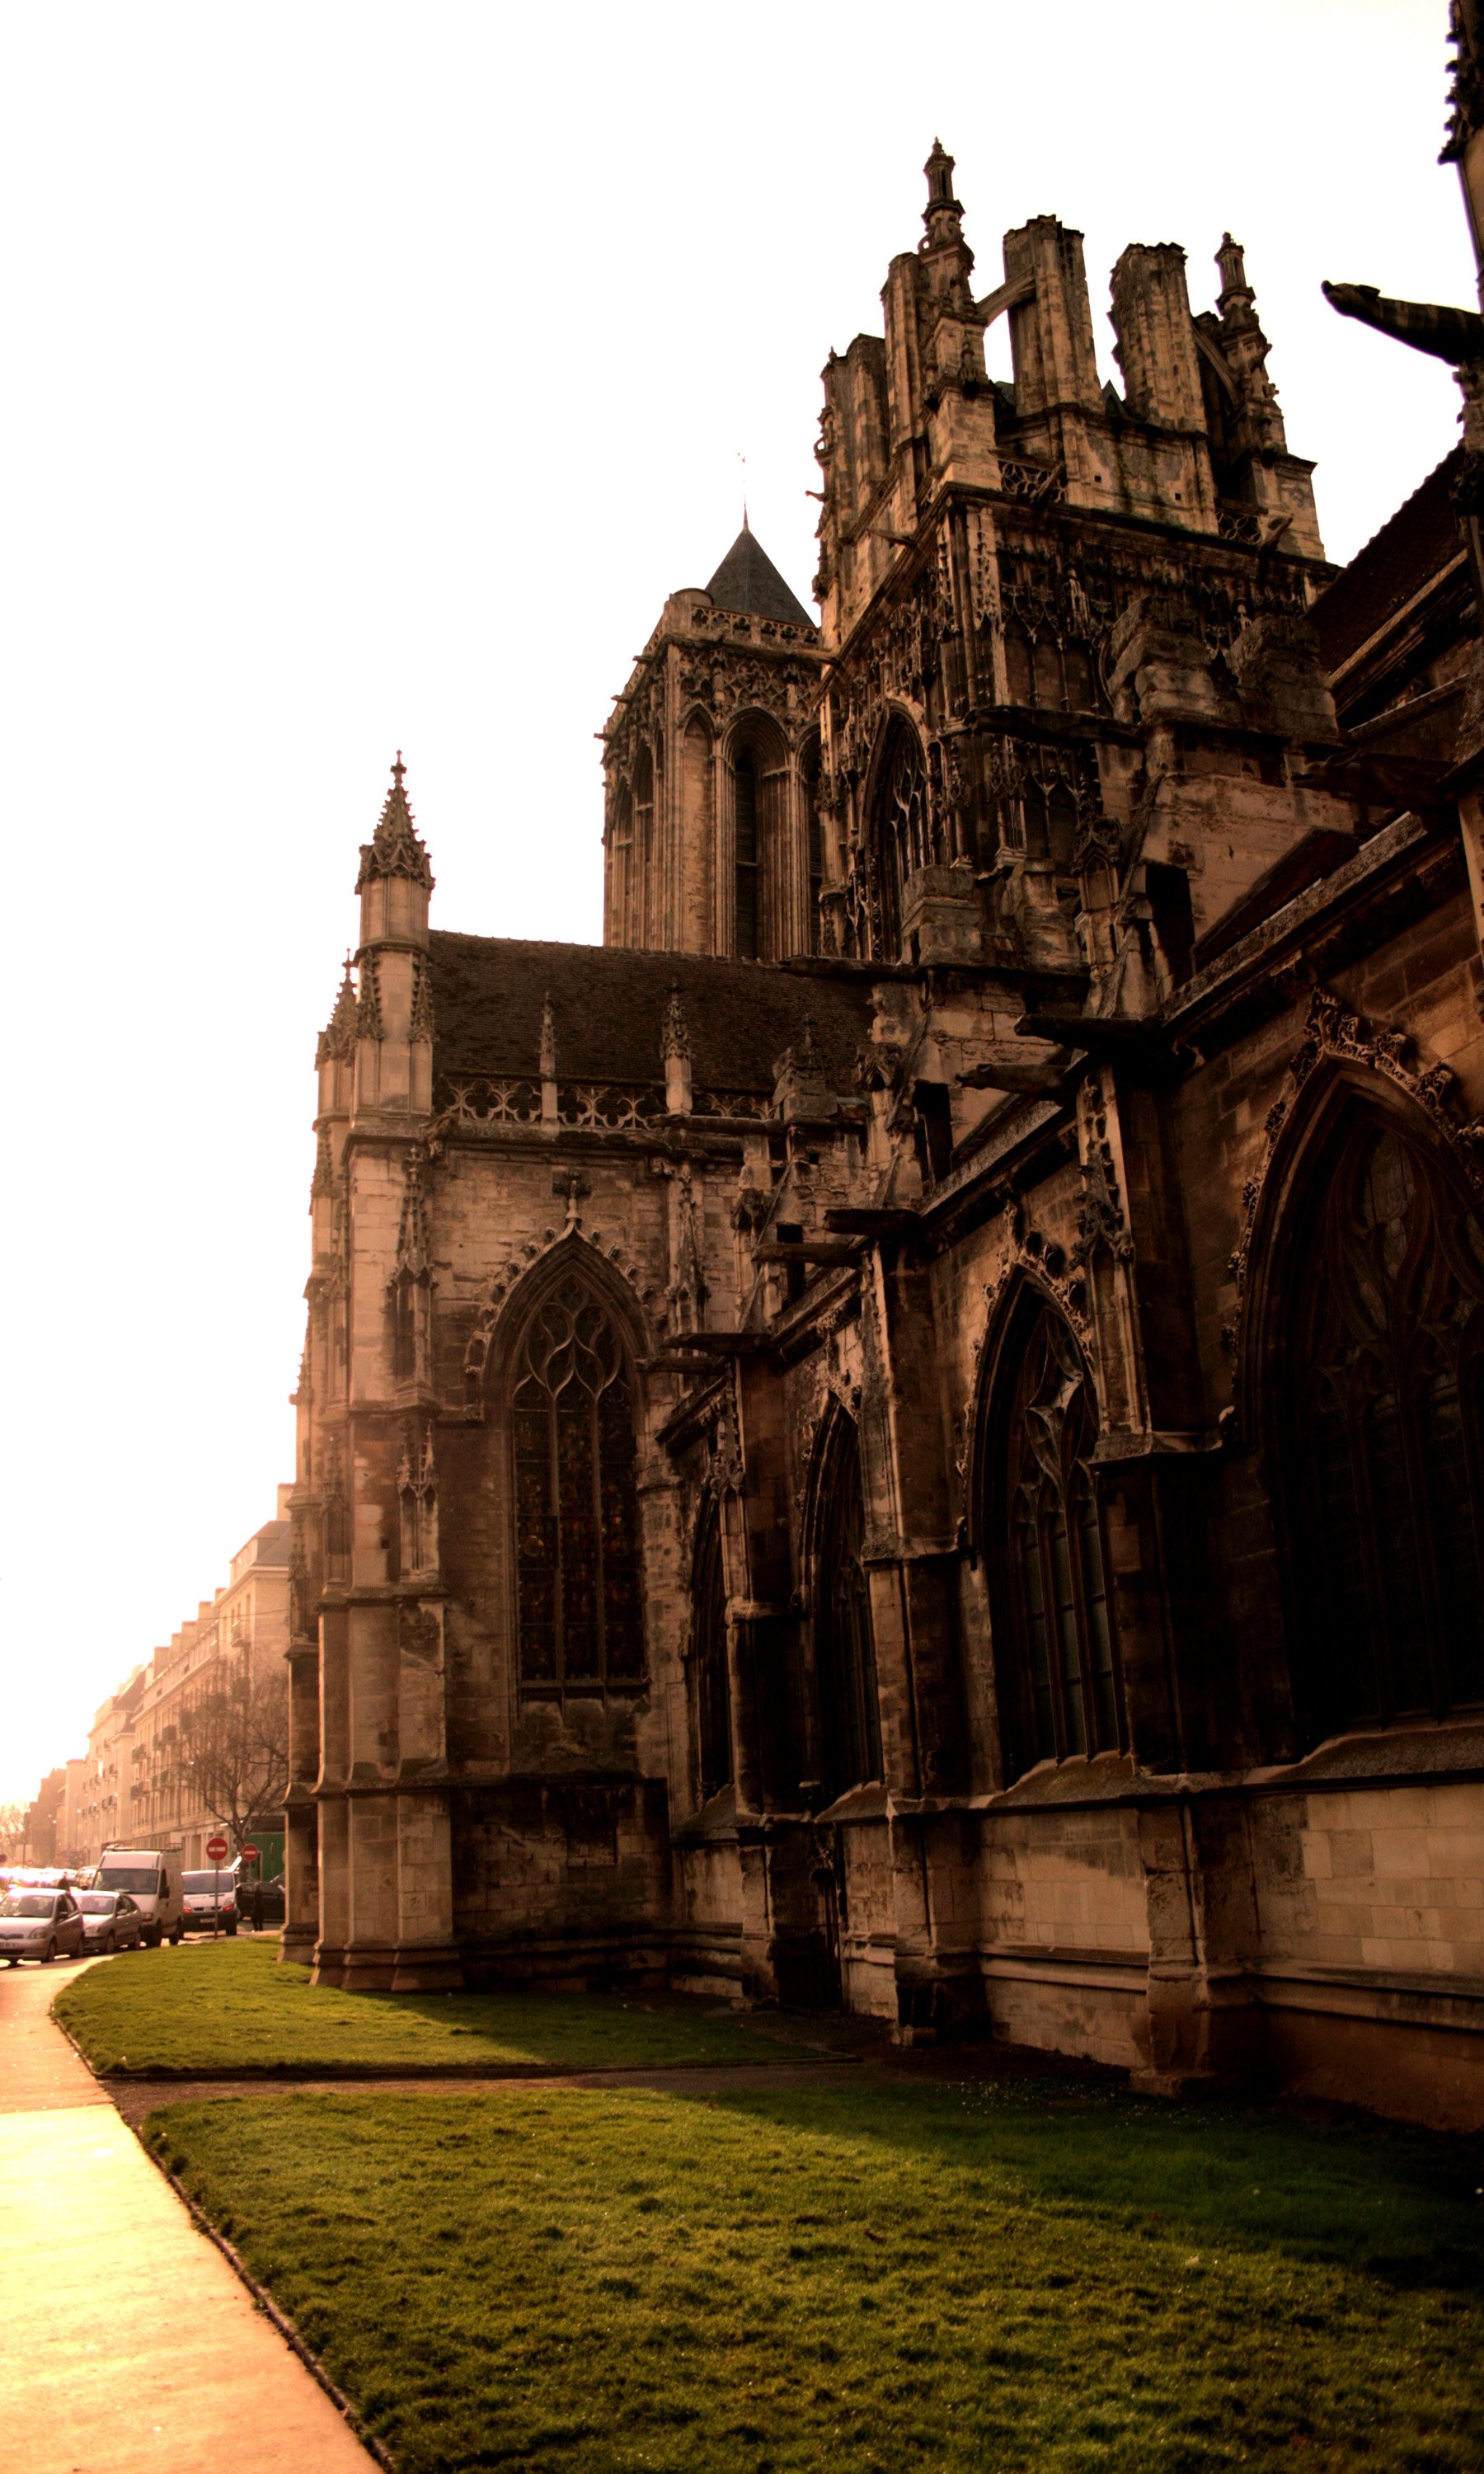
[75,1891,144,1955]
[0,1888,87,1964]
[94,1848,184,1948]
[240,1874,285,1930]
[181,1869,240,1935]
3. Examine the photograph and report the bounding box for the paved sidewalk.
[0,1957,376,2473]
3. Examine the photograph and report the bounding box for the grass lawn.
[53,1936,773,2076]
[147,2076,1484,2474]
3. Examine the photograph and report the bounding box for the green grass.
[53,1936,773,2076]
[146,2076,1484,2474]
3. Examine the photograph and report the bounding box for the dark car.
[240,1874,285,1930]
[0,1889,87,1964]
[76,1891,144,1955]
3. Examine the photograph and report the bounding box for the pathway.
[0,1954,376,2474]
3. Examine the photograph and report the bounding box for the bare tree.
[176,1653,289,1851]
[0,1800,30,1860]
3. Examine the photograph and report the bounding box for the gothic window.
[691,1498,733,1800]
[512,1277,646,1692]
[734,747,759,960]
[1280,1112,1484,1736]
[992,1300,1120,1776]
[814,1416,883,1795]
[1003,622,1097,716]
[801,732,824,952]
[633,748,655,946]
[869,716,929,959]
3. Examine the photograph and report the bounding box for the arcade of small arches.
[473,1083,1484,1817]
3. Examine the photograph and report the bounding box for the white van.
[95,1848,184,1949]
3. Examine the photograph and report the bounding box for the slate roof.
[428,934,876,1094]
[1311,448,1466,681]
[703,525,815,628]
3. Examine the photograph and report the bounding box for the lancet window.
[991,1299,1120,1775]
[869,717,930,958]
[734,747,760,959]
[1280,1112,1484,1735]
[512,1277,646,1691]
[813,1416,882,1795]
[691,1498,733,1801]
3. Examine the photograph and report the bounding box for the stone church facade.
[286,118,1484,2130]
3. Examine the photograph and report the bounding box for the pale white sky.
[0,0,1472,1805]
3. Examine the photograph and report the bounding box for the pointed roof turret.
[316,953,359,1065]
[356,751,434,893]
[704,524,814,628]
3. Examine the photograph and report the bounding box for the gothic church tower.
[602,523,828,959]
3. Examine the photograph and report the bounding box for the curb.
[141,2131,398,2472]
[85,2049,857,2081]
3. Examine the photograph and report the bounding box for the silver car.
[0,1889,87,1964]
[75,1890,144,1955]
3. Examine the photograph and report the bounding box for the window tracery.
[1281,1113,1484,1733]
[691,1499,733,1800]
[991,1299,1120,1775]
[869,717,930,958]
[813,1416,882,1794]
[512,1277,645,1692]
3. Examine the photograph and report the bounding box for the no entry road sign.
[240,1843,261,1866]
[205,1835,229,1864]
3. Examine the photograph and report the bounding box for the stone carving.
[354,951,382,1042]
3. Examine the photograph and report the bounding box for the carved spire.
[539,992,557,1080]
[355,751,434,894]
[661,984,691,1064]
[393,1145,432,1279]
[316,956,358,1066]
[410,952,434,1043]
[662,984,693,1115]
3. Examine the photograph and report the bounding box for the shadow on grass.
[690,2074,1484,2293]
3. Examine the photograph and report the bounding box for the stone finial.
[661,985,691,1064]
[316,954,358,1065]
[539,993,558,1127]
[662,985,693,1114]
[355,751,434,895]
[1215,233,1251,311]
[921,137,965,253]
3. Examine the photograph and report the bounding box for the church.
[284,102,1484,2130]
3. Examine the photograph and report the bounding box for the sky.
[0,0,1474,1806]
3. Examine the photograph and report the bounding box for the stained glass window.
[997,1301,1121,1773]
[815,1418,882,1794]
[513,1277,645,1691]
[692,1500,733,1799]
[1284,1117,1484,1734]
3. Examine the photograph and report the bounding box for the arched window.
[691,1498,733,1800]
[869,717,929,960]
[728,713,787,962]
[512,1276,646,1691]
[801,732,824,953]
[632,747,655,947]
[1280,1112,1484,1736]
[734,745,759,959]
[813,1416,883,1795]
[990,1298,1120,1776]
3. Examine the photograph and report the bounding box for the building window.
[1281,1113,1484,1735]
[735,747,759,959]
[691,1498,733,1800]
[993,1298,1120,1774]
[869,717,929,959]
[813,1415,882,1795]
[512,1276,645,1691]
